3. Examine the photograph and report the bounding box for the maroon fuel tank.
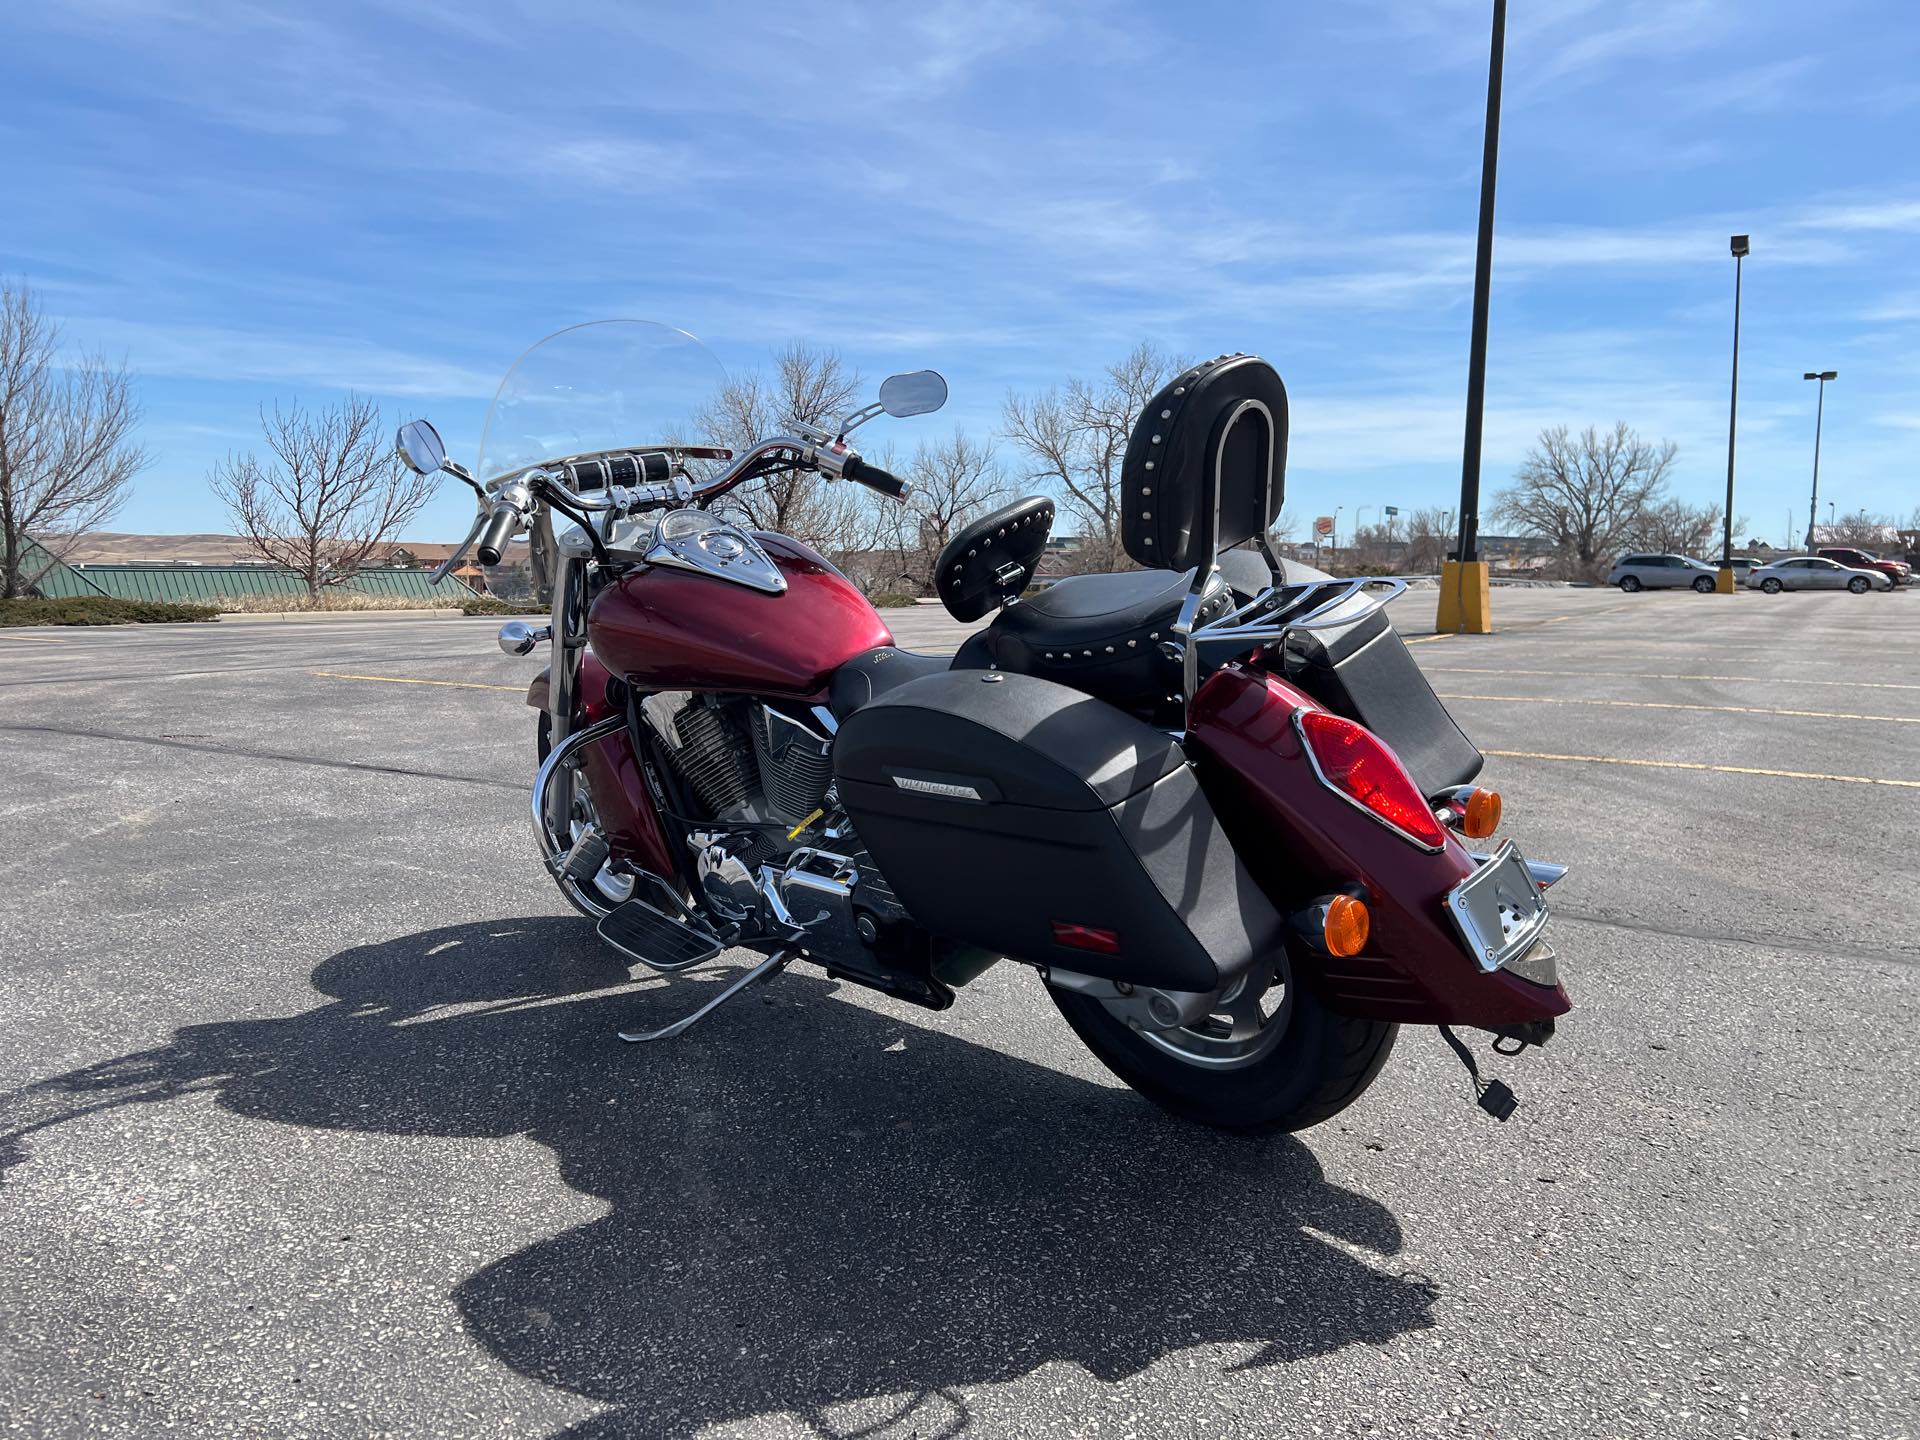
[587,532,894,697]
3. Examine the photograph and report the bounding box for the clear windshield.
[474,320,729,483]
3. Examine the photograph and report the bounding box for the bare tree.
[1620,498,1739,558]
[898,431,1008,592]
[1821,508,1897,550]
[0,281,150,597]
[1400,506,1456,574]
[1002,342,1181,574]
[1494,423,1676,581]
[696,343,863,549]
[210,396,439,601]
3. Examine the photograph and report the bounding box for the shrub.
[210,591,464,613]
[460,597,549,616]
[0,596,220,626]
[866,592,921,608]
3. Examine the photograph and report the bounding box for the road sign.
[1385,506,1399,517]
[1314,515,1335,537]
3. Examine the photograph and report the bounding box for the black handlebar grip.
[475,506,519,566]
[842,454,912,501]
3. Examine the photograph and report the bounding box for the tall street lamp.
[1803,370,1837,549]
[1439,0,1507,634]
[1718,235,1749,593]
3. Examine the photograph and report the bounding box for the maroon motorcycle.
[395,320,1568,1133]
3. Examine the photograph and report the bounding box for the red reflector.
[1050,921,1121,955]
[1295,709,1448,849]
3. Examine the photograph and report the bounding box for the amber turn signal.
[1460,787,1502,840]
[1323,894,1370,957]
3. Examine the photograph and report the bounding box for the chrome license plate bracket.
[1445,839,1550,974]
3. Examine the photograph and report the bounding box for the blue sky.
[4,0,1917,545]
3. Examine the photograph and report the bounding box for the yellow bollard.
[1714,567,1738,594]
[1435,560,1493,634]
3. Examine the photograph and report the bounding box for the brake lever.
[432,510,487,586]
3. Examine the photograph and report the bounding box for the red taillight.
[1294,709,1448,850]
[1050,921,1121,955]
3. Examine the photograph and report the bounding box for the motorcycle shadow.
[13,917,1435,1436]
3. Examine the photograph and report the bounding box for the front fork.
[535,511,592,748]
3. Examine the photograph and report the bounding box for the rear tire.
[1048,963,1397,1134]
[1619,576,1642,592]
[1848,576,1870,594]
[1761,578,1783,594]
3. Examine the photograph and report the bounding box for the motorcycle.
[395,320,1569,1133]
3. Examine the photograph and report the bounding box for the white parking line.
[1484,749,1920,790]
[1425,665,1920,693]
[1440,692,1920,725]
[313,670,523,692]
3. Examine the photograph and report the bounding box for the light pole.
[1803,370,1836,549]
[1718,235,1749,592]
[1440,0,1506,634]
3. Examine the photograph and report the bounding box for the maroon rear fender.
[1186,666,1569,1028]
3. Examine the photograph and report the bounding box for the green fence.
[29,551,474,604]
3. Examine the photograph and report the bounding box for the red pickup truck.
[1818,547,1911,586]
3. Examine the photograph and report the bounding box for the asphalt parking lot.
[2,584,1916,1439]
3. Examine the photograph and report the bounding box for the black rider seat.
[827,645,951,721]
[952,566,1236,706]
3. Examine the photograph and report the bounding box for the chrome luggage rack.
[1169,570,1410,696]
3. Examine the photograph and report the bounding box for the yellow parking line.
[1484,749,1920,790]
[0,633,66,643]
[313,670,523,692]
[1425,665,1920,693]
[1402,634,1452,646]
[1439,692,1920,725]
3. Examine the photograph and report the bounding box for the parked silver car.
[1746,556,1893,594]
[1609,553,1721,592]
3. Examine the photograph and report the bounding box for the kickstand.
[1437,1024,1518,1121]
[617,948,794,1044]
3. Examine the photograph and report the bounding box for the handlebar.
[463,436,910,573]
[841,454,912,502]
[475,505,521,566]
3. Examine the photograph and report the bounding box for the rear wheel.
[1761,577,1783,594]
[1048,954,1397,1133]
[1692,575,1714,593]
[1848,576,1871,594]
[1618,575,1642,592]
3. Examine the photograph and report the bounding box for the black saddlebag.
[1280,602,1483,794]
[832,670,1282,993]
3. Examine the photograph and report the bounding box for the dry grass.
[210,591,463,614]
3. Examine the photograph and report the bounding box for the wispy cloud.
[77,321,499,399]
[1791,199,1920,234]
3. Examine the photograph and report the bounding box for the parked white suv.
[1608,554,1720,592]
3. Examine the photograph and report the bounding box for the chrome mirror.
[396,419,447,475]
[878,370,948,418]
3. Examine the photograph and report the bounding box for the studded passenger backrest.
[1120,354,1288,573]
[933,494,1056,622]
